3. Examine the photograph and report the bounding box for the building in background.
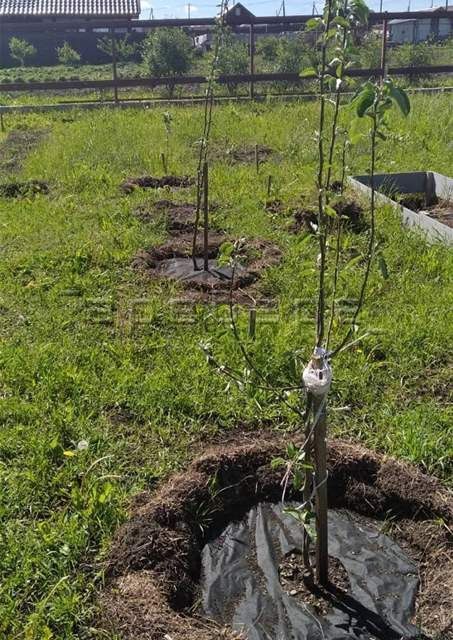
[389,6,453,44]
[0,0,141,65]
[0,0,140,24]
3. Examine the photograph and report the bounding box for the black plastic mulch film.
[201,504,420,640]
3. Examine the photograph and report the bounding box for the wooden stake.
[203,161,209,272]
[302,400,313,572]
[313,393,328,586]
[267,174,272,198]
[380,14,389,83]
[248,308,256,339]
[249,24,255,100]
[161,152,167,173]
[111,29,119,105]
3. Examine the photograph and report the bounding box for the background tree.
[392,42,434,84]
[275,35,309,73]
[256,36,279,65]
[56,42,81,67]
[9,37,36,68]
[97,35,137,62]
[213,30,248,95]
[142,28,193,96]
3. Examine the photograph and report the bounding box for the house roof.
[0,0,140,17]
[225,2,255,23]
[390,5,453,25]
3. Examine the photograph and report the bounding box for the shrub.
[256,36,279,64]
[213,30,249,95]
[392,42,434,83]
[9,37,36,67]
[97,35,137,61]
[142,28,192,95]
[275,35,309,74]
[56,42,81,67]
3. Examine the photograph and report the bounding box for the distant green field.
[0,95,452,638]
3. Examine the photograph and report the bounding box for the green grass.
[0,95,452,638]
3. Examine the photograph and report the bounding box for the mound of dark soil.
[0,179,49,198]
[132,233,281,303]
[397,192,431,211]
[397,194,453,229]
[134,200,220,235]
[0,128,48,176]
[121,175,194,194]
[292,199,366,234]
[98,437,453,640]
[211,145,275,165]
[264,199,285,214]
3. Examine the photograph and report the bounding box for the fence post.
[380,13,388,82]
[203,161,209,272]
[111,28,119,105]
[249,23,255,100]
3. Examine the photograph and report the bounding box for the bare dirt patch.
[397,193,453,229]
[134,200,220,235]
[211,144,276,165]
[132,233,281,303]
[0,128,48,176]
[120,175,194,194]
[98,436,453,640]
[292,199,366,234]
[0,179,49,198]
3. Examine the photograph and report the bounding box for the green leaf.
[353,83,376,118]
[293,469,303,491]
[217,241,234,266]
[286,442,298,459]
[305,17,322,31]
[271,457,286,469]
[378,254,389,279]
[325,204,337,218]
[332,16,349,28]
[300,67,317,78]
[304,522,317,541]
[389,85,411,117]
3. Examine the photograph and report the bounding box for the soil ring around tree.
[0,128,49,176]
[98,436,453,640]
[134,200,221,235]
[291,199,367,234]
[0,179,50,199]
[132,233,282,304]
[120,175,195,194]
[210,144,277,166]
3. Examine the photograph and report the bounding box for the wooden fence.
[1,9,452,104]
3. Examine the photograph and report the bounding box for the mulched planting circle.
[132,233,281,303]
[0,179,49,198]
[279,551,350,617]
[98,436,453,640]
[134,199,220,235]
[203,503,420,638]
[121,175,195,194]
[211,145,276,165]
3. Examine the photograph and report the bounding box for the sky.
[139,0,446,20]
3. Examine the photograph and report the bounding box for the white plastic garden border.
[350,171,453,246]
